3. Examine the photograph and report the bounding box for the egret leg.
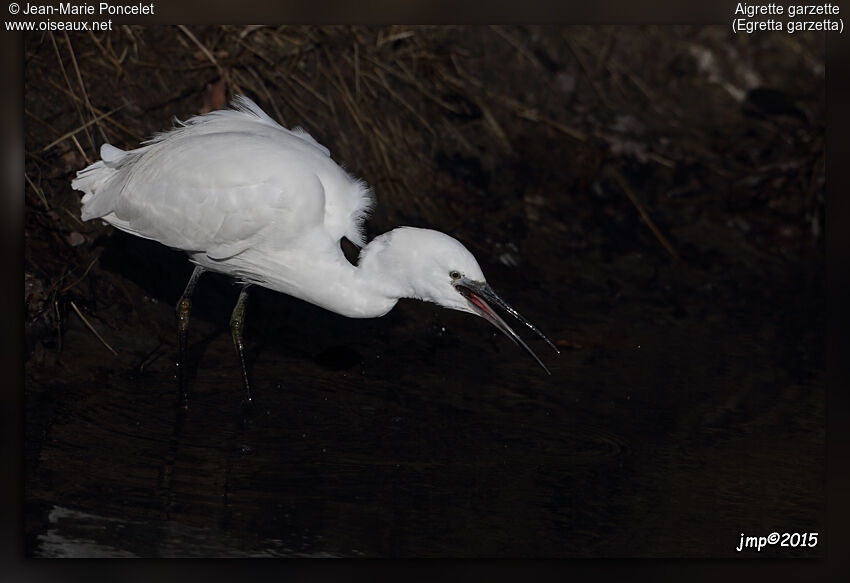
[176,266,205,409]
[230,285,253,404]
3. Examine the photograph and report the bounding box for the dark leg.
[230,285,252,404]
[176,265,205,409]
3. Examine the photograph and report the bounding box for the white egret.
[72,96,558,406]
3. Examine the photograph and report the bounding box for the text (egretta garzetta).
[72,96,558,407]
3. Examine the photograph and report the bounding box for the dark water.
[25,233,824,557]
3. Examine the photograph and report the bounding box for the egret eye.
[449,270,461,280]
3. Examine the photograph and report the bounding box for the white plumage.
[76,97,371,260]
[73,96,556,395]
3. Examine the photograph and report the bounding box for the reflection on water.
[25,266,824,556]
[37,505,347,557]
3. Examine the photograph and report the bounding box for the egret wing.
[75,96,372,257]
[87,132,329,257]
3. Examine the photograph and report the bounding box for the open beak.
[454,279,560,374]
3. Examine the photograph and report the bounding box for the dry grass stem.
[489,26,545,71]
[370,70,435,137]
[61,256,99,293]
[565,35,613,109]
[177,25,221,71]
[610,166,681,261]
[48,80,142,141]
[25,172,50,209]
[87,29,126,78]
[42,106,125,152]
[64,32,108,145]
[70,300,118,356]
[50,32,96,155]
[290,73,331,108]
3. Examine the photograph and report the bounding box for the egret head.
[360,227,559,372]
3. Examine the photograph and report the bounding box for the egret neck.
[189,229,414,319]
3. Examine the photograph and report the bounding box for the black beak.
[454,280,559,374]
